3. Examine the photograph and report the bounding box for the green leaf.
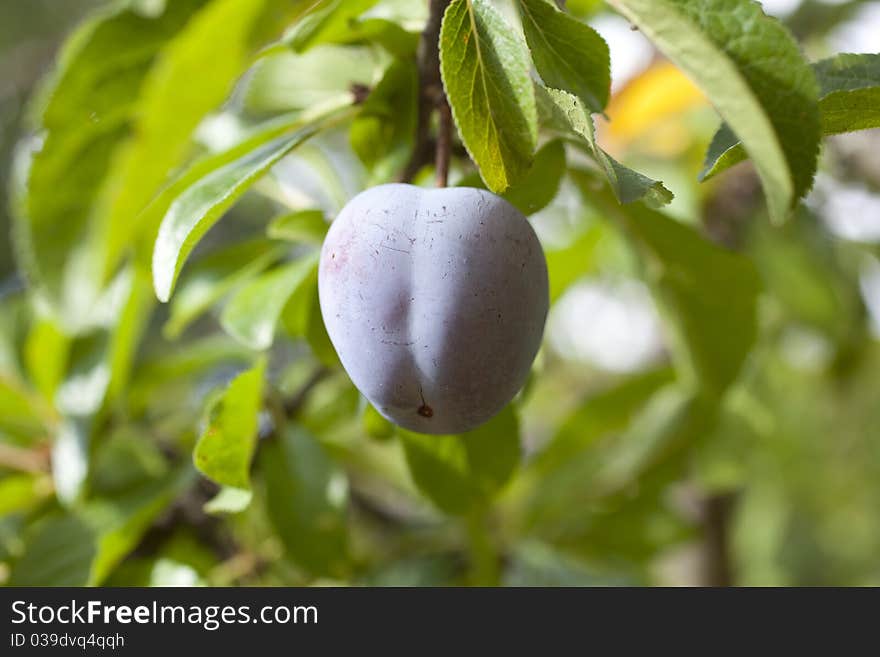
[283,0,378,52]
[32,268,148,416]
[751,214,857,342]
[0,376,50,441]
[343,0,429,56]
[565,0,605,17]
[9,514,97,586]
[193,358,266,490]
[517,0,610,112]
[342,17,420,58]
[701,54,880,181]
[245,45,388,115]
[138,111,314,265]
[260,424,349,577]
[152,124,322,303]
[273,0,421,57]
[306,285,342,368]
[0,299,28,381]
[17,0,207,305]
[545,224,602,302]
[439,0,538,192]
[106,268,155,402]
[280,268,317,338]
[127,335,252,415]
[89,427,169,496]
[620,201,761,397]
[87,465,195,585]
[596,387,717,493]
[538,85,672,206]
[609,0,820,223]
[459,140,567,215]
[97,0,277,277]
[533,367,675,476]
[399,405,521,515]
[24,312,69,403]
[51,420,89,506]
[221,255,319,350]
[818,88,880,136]
[814,52,880,96]
[55,330,111,417]
[500,140,567,215]
[0,474,52,517]
[359,554,459,586]
[204,486,253,514]
[9,466,192,586]
[164,239,285,339]
[350,59,418,183]
[505,541,638,586]
[282,275,341,367]
[362,402,394,441]
[699,123,745,182]
[267,210,329,245]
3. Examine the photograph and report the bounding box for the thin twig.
[399,0,453,183]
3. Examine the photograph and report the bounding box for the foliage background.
[1,0,879,586]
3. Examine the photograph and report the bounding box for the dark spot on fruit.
[417,385,433,418]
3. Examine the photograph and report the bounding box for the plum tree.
[319,183,549,434]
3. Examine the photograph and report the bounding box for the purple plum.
[319,183,548,434]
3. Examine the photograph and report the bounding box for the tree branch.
[400,0,453,184]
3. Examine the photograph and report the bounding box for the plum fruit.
[318,183,548,434]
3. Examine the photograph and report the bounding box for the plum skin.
[318,183,549,434]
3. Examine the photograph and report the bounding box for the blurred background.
[1,0,879,586]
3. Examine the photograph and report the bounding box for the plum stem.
[399,0,453,184]
[435,96,452,187]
